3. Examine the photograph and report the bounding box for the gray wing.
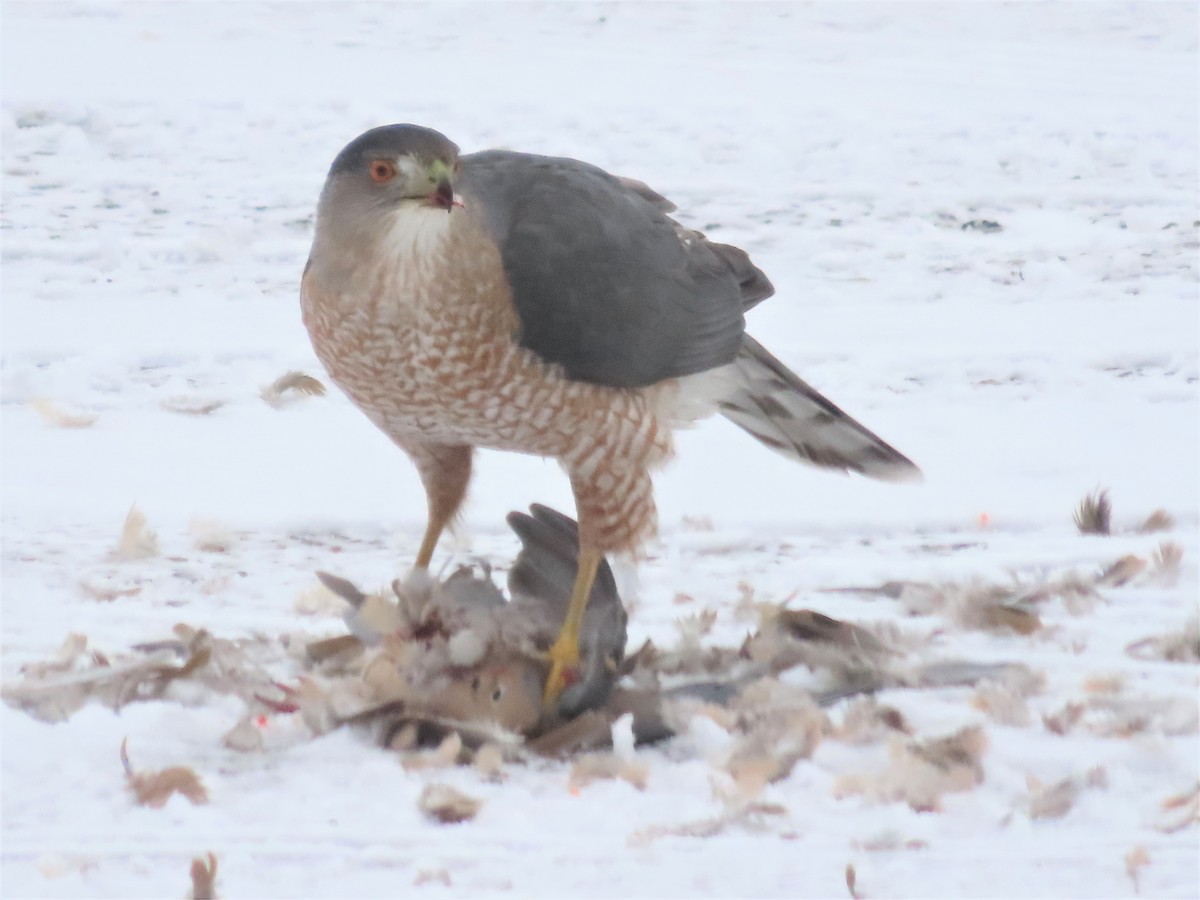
[506,504,622,622]
[459,150,773,388]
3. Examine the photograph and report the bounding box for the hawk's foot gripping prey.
[301,124,920,709]
[539,545,602,709]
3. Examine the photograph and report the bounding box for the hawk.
[301,124,919,709]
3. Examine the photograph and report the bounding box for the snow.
[2,2,1197,898]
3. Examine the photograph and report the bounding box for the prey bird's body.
[301,124,919,708]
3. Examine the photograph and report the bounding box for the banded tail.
[719,335,921,482]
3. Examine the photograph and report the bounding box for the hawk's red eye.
[369,159,396,183]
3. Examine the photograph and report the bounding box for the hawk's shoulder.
[458,150,773,389]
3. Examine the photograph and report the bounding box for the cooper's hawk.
[301,124,919,709]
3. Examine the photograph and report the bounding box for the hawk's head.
[323,123,463,217]
[309,124,467,283]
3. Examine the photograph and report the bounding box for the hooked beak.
[429,176,455,212]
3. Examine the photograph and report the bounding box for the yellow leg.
[408,443,472,571]
[413,519,442,570]
[542,546,604,710]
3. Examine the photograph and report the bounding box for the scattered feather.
[1125,845,1150,895]
[526,711,614,758]
[917,661,1043,695]
[78,576,143,602]
[315,571,369,607]
[199,575,233,596]
[2,634,93,721]
[272,677,355,735]
[261,371,327,408]
[413,869,452,887]
[1073,489,1111,536]
[189,518,236,553]
[121,739,208,808]
[114,505,159,559]
[676,608,718,649]
[349,589,407,642]
[1082,674,1125,695]
[909,726,987,779]
[0,626,292,725]
[845,862,863,899]
[745,607,897,679]
[1025,773,1083,820]
[971,679,1032,726]
[221,716,264,752]
[473,743,506,781]
[898,580,1049,634]
[1126,617,1199,663]
[732,580,761,621]
[628,800,786,846]
[835,726,987,812]
[402,732,464,771]
[1043,701,1086,736]
[723,680,827,794]
[306,635,364,665]
[1043,694,1197,737]
[1155,784,1199,833]
[725,754,785,798]
[29,397,98,428]
[835,697,911,744]
[819,581,911,600]
[852,832,928,852]
[293,581,348,617]
[1137,509,1175,533]
[418,783,482,824]
[1096,554,1146,587]
[1146,541,1184,586]
[980,603,1042,635]
[611,712,637,762]
[37,855,98,879]
[350,701,525,758]
[961,218,1002,232]
[18,632,91,678]
[162,396,227,416]
[568,751,650,792]
[189,852,218,900]
[10,512,1189,868]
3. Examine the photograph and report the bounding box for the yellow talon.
[542,636,581,709]
[541,546,603,712]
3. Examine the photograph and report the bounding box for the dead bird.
[315,504,1032,756]
[312,504,629,735]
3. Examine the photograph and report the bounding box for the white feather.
[381,205,454,261]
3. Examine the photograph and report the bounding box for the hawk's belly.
[304,288,601,457]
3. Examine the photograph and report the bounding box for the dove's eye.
[491,686,504,702]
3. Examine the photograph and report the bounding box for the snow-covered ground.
[2,3,1197,897]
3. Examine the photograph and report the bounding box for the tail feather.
[719,335,921,482]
